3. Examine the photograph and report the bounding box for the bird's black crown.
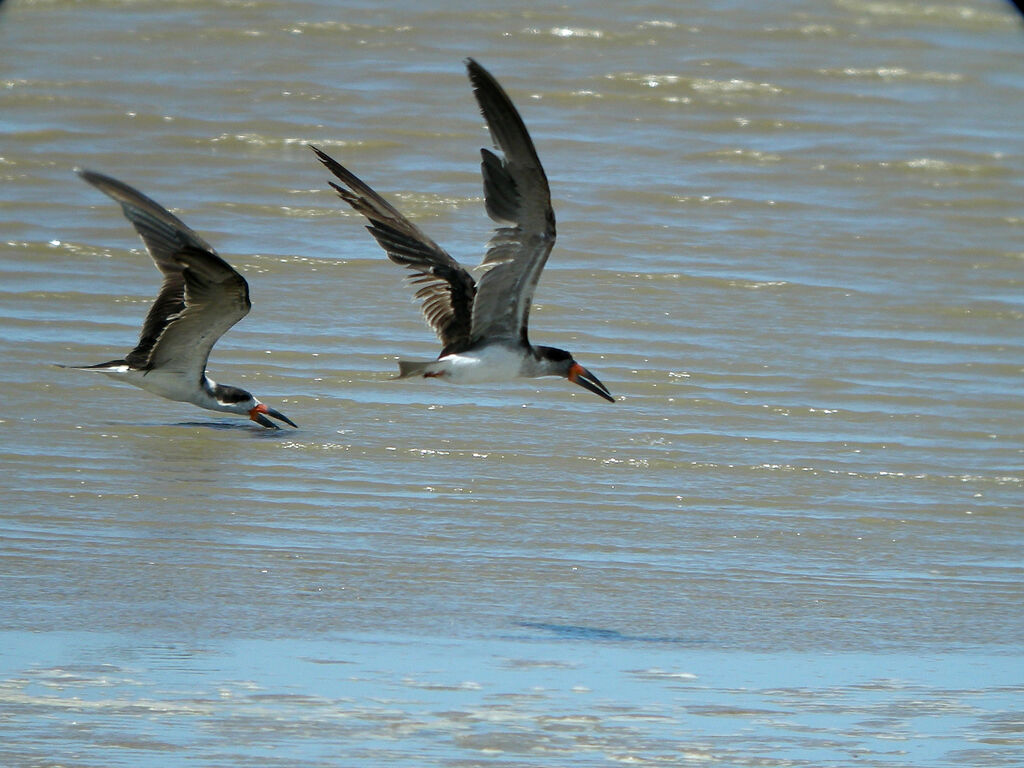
[536,345,572,362]
[213,384,254,404]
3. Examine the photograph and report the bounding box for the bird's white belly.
[439,345,526,384]
[99,367,207,406]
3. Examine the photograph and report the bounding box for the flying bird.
[312,58,614,403]
[62,169,297,430]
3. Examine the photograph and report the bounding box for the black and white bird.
[312,58,614,403]
[62,169,297,430]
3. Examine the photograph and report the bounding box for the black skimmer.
[62,169,298,430]
[312,58,614,403]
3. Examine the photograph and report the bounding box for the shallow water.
[2,0,1023,766]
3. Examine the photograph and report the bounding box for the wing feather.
[78,170,249,376]
[312,145,476,352]
[464,58,556,346]
[145,246,251,378]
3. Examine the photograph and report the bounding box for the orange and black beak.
[249,403,298,429]
[568,362,614,403]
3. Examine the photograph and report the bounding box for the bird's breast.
[439,344,529,384]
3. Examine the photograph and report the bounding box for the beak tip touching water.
[569,363,615,403]
[250,404,298,429]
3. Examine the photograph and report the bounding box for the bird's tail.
[56,359,130,371]
[395,359,441,379]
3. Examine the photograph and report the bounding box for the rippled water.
[2,0,1023,766]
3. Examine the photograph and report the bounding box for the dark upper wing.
[77,169,249,373]
[311,145,476,353]
[464,58,556,346]
[145,245,251,377]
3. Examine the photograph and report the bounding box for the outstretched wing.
[145,245,251,377]
[312,145,476,354]
[465,58,556,346]
[78,169,250,377]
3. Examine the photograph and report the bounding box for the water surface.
[1,0,1022,765]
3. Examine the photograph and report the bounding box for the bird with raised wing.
[312,58,614,403]
[62,170,297,429]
